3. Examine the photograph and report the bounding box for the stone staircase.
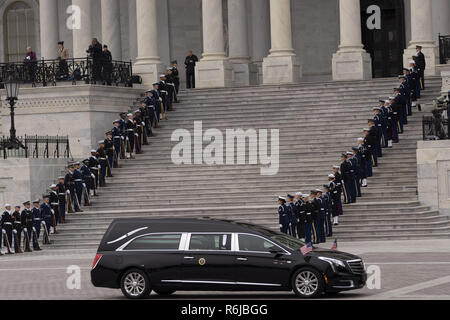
[51,77,450,248]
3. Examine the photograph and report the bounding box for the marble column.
[133,0,164,86]
[403,0,438,76]
[332,0,372,80]
[195,0,232,88]
[72,0,93,59]
[250,0,270,84]
[39,0,59,60]
[101,0,122,60]
[228,0,255,86]
[262,0,301,84]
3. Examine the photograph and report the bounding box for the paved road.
[0,239,449,300]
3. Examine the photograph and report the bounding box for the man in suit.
[185,50,199,89]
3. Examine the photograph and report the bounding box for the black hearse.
[91,218,367,299]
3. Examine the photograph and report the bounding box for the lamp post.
[2,76,26,150]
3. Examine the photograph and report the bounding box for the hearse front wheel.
[292,268,324,299]
[120,269,151,299]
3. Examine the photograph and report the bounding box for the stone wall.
[0,85,142,158]
[0,158,67,206]
[417,140,450,215]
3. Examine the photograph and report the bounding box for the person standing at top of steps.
[171,61,180,95]
[185,50,199,89]
[414,45,426,90]
[277,197,289,235]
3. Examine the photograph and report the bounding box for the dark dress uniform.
[49,190,59,227]
[314,195,326,244]
[1,210,13,249]
[56,182,67,221]
[81,162,93,198]
[278,202,289,234]
[158,80,169,114]
[322,189,333,237]
[65,170,81,212]
[126,118,136,156]
[151,89,162,122]
[73,168,84,206]
[31,205,41,237]
[104,137,115,175]
[112,125,123,166]
[96,147,108,186]
[172,65,180,94]
[185,54,199,89]
[21,207,33,247]
[287,201,297,238]
[89,154,100,188]
[12,209,23,251]
[341,158,355,204]
[294,198,306,239]
[40,202,53,234]
[415,50,426,90]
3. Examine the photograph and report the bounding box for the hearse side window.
[238,234,280,253]
[124,234,182,250]
[189,234,231,251]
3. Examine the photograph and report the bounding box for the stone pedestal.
[231,62,259,86]
[195,60,233,88]
[417,140,450,215]
[133,60,165,87]
[0,158,67,206]
[262,55,301,85]
[440,69,450,94]
[332,51,372,81]
[0,85,142,158]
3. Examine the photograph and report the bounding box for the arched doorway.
[3,1,36,62]
[361,0,406,78]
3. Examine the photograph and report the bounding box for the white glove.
[159,98,162,102]
[121,136,124,140]
[142,122,145,126]
[91,174,95,179]
[83,183,86,188]
[51,209,55,214]
[98,165,101,169]
[66,190,71,195]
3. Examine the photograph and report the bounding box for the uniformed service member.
[1,204,13,251]
[12,206,22,253]
[277,197,289,234]
[286,194,297,238]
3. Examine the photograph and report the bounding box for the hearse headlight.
[318,257,347,272]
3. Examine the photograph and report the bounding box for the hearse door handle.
[184,256,195,260]
[236,257,248,262]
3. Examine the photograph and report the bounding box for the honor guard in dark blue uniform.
[81,159,94,198]
[364,128,376,177]
[151,84,163,122]
[286,194,297,238]
[171,61,181,95]
[332,166,344,216]
[140,100,153,137]
[89,150,101,189]
[409,60,420,104]
[367,122,379,166]
[340,153,355,204]
[31,200,42,240]
[21,201,33,248]
[397,75,408,129]
[402,68,413,116]
[40,195,53,234]
[49,184,59,229]
[309,191,320,244]
[158,75,170,114]
[389,94,401,141]
[56,177,67,222]
[356,138,368,187]
[112,120,123,166]
[97,142,108,186]
[125,113,136,159]
[1,204,13,250]
[314,189,326,243]
[65,164,82,212]
[144,93,158,128]
[328,174,341,225]
[373,107,386,150]
[12,206,22,253]
[73,162,85,208]
[321,185,333,237]
[104,131,115,175]
[294,193,306,240]
[348,150,361,198]
[133,110,145,151]
[277,197,289,234]
[302,194,315,244]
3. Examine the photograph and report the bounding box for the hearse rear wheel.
[120,269,151,299]
[154,289,176,296]
[292,268,324,299]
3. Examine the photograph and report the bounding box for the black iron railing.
[439,34,450,65]
[0,57,133,88]
[0,135,71,159]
